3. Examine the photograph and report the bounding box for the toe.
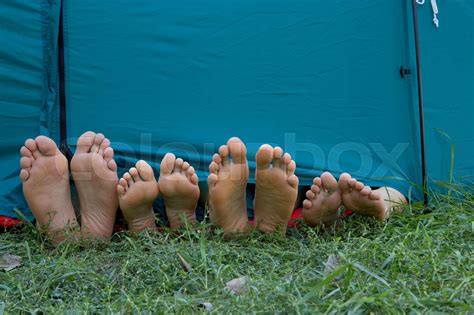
[303,199,313,209]
[313,177,322,186]
[287,174,299,188]
[355,181,365,191]
[35,136,58,157]
[338,173,352,192]
[20,146,33,159]
[20,156,32,171]
[186,166,196,178]
[91,133,105,153]
[218,145,229,166]
[173,158,184,173]
[360,186,371,196]
[181,161,190,174]
[208,173,218,187]
[136,160,154,181]
[256,144,273,169]
[286,158,296,177]
[119,177,128,190]
[107,159,117,172]
[25,138,40,159]
[306,190,315,200]
[349,178,357,189]
[19,169,30,182]
[117,184,125,198]
[103,147,114,162]
[98,138,111,156]
[123,172,133,187]
[311,184,321,194]
[76,131,96,153]
[160,153,176,175]
[227,137,247,164]
[190,173,199,185]
[369,190,381,200]
[321,172,338,192]
[212,153,222,166]
[209,161,219,174]
[129,167,140,182]
[272,146,284,168]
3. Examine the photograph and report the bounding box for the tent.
[0,0,472,221]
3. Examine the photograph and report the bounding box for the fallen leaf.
[225,276,248,295]
[176,253,192,272]
[324,254,339,275]
[0,254,21,272]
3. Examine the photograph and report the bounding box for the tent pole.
[58,0,72,160]
[411,0,428,206]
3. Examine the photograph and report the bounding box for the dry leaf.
[0,254,22,272]
[176,253,192,272]
[324,254,339,275]
[225,276,248,295]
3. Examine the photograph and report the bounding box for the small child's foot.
[158,153,199,228]
[118,160,159,232]
[338,173,406,220]
[302,172,342,226]
[253,145,298,235]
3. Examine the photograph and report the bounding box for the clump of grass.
[1,187,473,313]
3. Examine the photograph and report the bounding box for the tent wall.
[62,0,420,196]
[0,0,472,220]
[0,0,60,220]
[416,2,474,187]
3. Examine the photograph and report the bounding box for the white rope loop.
[416,0,439,28]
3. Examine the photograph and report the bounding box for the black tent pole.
[410,0,428,206]
[58,0,72,160]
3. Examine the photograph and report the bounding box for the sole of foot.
[71,131,118,239]
[118,160,159,232]
[253,145,298,235]
[338,173,406,220]
[302,172,342,227]
[20,136,78,244]
[158,153,200,228]
[208,137,251,237]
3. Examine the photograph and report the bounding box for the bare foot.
[20,136,78,243]
[338,173,407,220]
[302,172,342,226]
[118,160,159,232]
[253,145,299,235]
[71,131,118,239]
[208,137,251,236]
[158,153,200,228]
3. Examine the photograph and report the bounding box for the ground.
[0,190,472,313]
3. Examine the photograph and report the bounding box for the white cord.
[431,0,439,28]
[416,0,440,28]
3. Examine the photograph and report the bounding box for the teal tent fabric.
[0,0,472,220]
[0,0,60,220]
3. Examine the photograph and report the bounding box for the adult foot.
[338,173,407,220]
[253,145,298,235]
[20,136,77,243]
[71,131,118,239]
[158,153,200,228]
[208,137,251,236]
[118,160,159,232]
[302,172,342,226]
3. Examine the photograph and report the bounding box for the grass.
[0,188,473,313]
